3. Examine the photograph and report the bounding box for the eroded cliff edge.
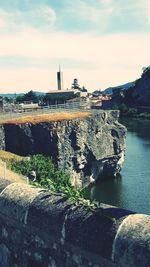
[0,110,126,186]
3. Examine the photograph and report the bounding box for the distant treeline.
[113,103,150,119]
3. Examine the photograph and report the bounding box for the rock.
[28,171,36,182]
[132,66,150,105]
[0,111,126,186]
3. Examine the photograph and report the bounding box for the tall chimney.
[57,65,63,90]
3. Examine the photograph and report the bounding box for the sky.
[0,0,150,93]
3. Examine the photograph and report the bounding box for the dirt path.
[0,165,26,184]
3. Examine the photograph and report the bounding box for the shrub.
[9,154,85,201]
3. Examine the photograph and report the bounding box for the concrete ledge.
[27,192,115,257]
[0,182,42,224]
[0,179,12,193]
[112,214,150,267]
[0,179,149,267]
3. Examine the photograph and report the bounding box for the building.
[46,89,80,99]
[57,65,63,90]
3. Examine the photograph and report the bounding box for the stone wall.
[0,179,149,267]
[0,111,126,186]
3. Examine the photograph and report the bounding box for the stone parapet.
[0,179,149,267]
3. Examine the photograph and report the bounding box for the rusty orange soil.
[0,111,91,125]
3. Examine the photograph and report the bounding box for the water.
[86,118,150,214]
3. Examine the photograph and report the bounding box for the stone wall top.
[0,179,149,267]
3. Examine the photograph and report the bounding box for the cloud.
[68,0,113,24]
[0,6,56,31]
[57,0,114,32]
[0,1,149,34]
[0,18,6,29]
[0,28,149,65]
[0,9,15,30]
[0,0,149,93]
[0,27,149,92]
[142,0,150,23]
[113,0,150,26]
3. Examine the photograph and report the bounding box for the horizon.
[0,0,150,93]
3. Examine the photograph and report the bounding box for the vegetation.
[15,90,80,105]
[0,150,23,162]
[15,90,40,103]
[0,111,91,125]
[43,93,79,105]
[6,154,100,210]
[0,151,26,183]
[113,103,150,119]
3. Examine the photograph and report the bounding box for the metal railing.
[0,100,91,122]
[0,160,6,179]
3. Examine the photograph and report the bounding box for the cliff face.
[0,111,126,186]
[132,66,150,105]
[105,66,150,107]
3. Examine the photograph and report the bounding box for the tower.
[72,78,80,90]
[57,65,63,90]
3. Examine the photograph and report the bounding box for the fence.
[0,100,91,122]
[0,160,6,179]
[0,159,29,184]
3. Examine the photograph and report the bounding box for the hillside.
[103,81,135,95]
[131,66,150,105]
[103,66,150,107]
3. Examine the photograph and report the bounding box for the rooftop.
[47,89,80,93]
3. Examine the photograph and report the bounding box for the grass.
[0,165,26,183]
[0,111,91,125]
[0,150,26,183]
[0,150,24,161]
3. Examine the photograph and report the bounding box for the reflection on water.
[86,118,150,214]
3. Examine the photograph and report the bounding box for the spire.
[57,65,63,90]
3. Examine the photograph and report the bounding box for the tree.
[81,86,87,92]
[15,90,39,103]
[23,91,38,102]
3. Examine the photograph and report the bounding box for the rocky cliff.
[0,111,126,186]
[132,66,150,105]
[103,66,150,107]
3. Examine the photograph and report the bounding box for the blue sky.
[0,0,150,92]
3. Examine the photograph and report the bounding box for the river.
[86,118,150,214]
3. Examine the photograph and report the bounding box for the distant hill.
[0,93,23,98]
[103,81,135,95]
[102,66,150,107]
[0,91,45,98]
[131,66,150,106]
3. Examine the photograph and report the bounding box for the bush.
[9,154,85,201]
[8,155,115,213]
